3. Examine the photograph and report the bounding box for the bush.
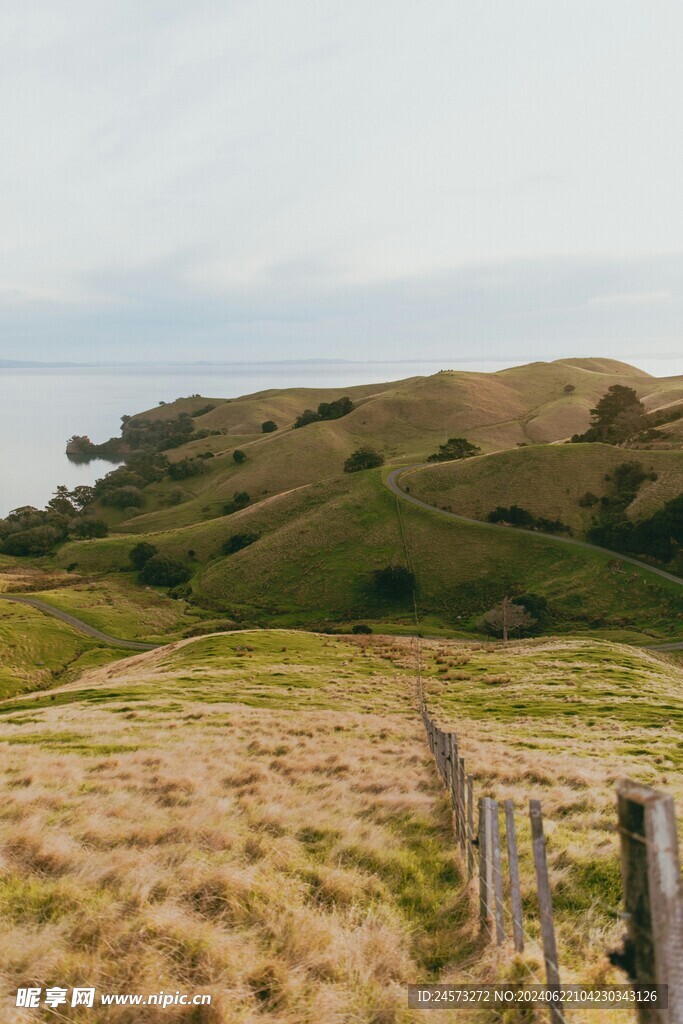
[1,525,63,556]
[221,532,260,555]
[100,485,144,508]
[233,449,247,464]
[140,554,191,587]
[222,492,251,515]
[72,519,108,539]
[129,542,157,571]
[261,420,278,433]
[294,409,321,429]
[344,447,384,473]
[352,623,373,634]
[427,437,480,462]
[372,565,416,602]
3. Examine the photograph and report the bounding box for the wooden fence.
[416,649,683,1024]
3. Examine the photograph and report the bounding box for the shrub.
[344,447,384,473]
[1,525,63,556]
[100,485,144,508]
[261,420,278,433]
[233,449,247,464]
[352,623,373,634]
[140,554,191,587]
[221,532,260,555]
[129,542,157,571]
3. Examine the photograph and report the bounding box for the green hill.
[404,444,683,535]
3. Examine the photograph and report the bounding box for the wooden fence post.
[615,779,683,1024]
[529,800,562,1024]
[504,799,524,952]
[467,775,475,880]
[490,800,505,945]
[479,798,493,937]
[458,757,466,850]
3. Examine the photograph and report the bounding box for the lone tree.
[261,420,278,433]
[427,437,480,462]
[344,446,384,473]
[572,384,645,443]
[233,449,247,464]
[481,596,537,642]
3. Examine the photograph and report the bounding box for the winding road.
[2,466,682,654]
[385,464,683,651]
[0,593,158,651]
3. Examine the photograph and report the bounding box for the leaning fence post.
[504,799,524,952]
[615,778,683,1024]
[529,800,562,1024]
[490,800,505,945]
[467,775,475,880]
[478,798,493,937]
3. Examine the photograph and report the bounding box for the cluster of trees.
[487,505,570,534]
[372,565,416,601]
[582,460,682,563]
[344,447,384,472]
[571,385,646,445]
[0,485,108,556]
[94,452,169,510]
[427,437,480,462]
[294,397,354,428]
[129,542,191,587]
[168,456,212,481]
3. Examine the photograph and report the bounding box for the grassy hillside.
[55,470,683,643]
[1,629,678,1020]
[90,358,683,536]
[404,444,683,535]
[0,600,126,699]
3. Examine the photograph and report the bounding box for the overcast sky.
[2,0,683,371]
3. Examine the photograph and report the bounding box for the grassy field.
[31,578,212,644]
[404,444,683,535]
[0,600,127,699]
[1,629,679,1022]
[53,470,683,642]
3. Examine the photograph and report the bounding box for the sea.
[0,359,481,517]
[1,356,680,518]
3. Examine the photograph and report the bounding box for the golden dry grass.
[1,630,680,1023]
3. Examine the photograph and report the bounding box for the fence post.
[529,800,562,1024]
[615,779,683,1024]
[458,757,466,851]
[478,798,493,937]
[467,775,475,880]
[504,799,524,953]
[490,800,505,945]
[449,735,459,833]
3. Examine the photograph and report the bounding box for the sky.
[2,0,683,373]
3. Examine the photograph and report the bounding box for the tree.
[294,409,321,429]
[344,447,384,473]
[481,596,536,642]
[372,565,416,602]
[129,542,157,570]
[222,491,251,515]
[261,420,278,433]
[140,554,191,587]
[572,385,645,443]
[72,518,108,539]
[233,449,247,464]
[427,437,480,462]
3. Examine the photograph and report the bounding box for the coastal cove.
[0,360,454,516]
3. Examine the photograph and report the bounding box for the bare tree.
[482,596,536,642]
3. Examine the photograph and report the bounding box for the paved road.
[385,464,683,651]
[0,594,158,651]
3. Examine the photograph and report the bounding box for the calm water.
[0,360,469,517]
[2,356,679,518]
